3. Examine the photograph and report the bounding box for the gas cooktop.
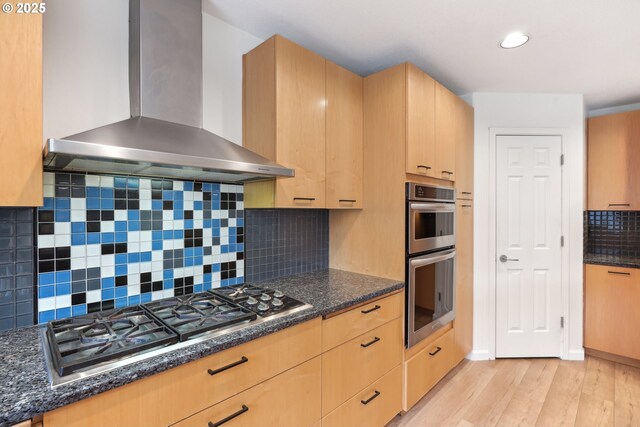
[42,285,311,386]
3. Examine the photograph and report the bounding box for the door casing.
[488,128,572,360]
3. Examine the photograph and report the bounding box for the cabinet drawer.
[405,328,455,410]
[322,364,402,427]
[322,317,403,415]
[322,292,403,352]
[44,318,321,427]
[173,357,321,427]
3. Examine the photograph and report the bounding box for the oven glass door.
[408,203,455,254]
[407,249,456,347]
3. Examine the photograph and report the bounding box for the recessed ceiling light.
[500,32,530,49]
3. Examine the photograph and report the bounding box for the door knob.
[499,255,519,263]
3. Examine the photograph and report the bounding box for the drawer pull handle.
[442,170,453,175]
[361,305,381,314]
[207,356,248,376]
[608,203,630,207]
[461,204,472,208]
[293,197,316,201]
[429,346,442,356]
[361,390,381,405]
[339,199,357,203]
[417,165,432,171]
[462,191,472,195]
[208,405,249,427]
[361,337,381,348]
[608,271,631,276]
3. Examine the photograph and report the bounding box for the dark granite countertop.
[584,253,640,269]
[0,269,403,426]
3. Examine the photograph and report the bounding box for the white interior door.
[495,135,563,358]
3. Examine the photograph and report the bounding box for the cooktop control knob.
[272,298,283,307]
[246,296,258,305]
[257,302,269,311]
[274,290,284,298]
[260,293,272,301]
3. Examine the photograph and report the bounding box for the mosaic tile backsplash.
[244,209,328,282]
[585,210,640,257]
[36,172,244,323]
[0,208,35,331]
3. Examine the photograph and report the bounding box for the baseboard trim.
[566,348,585,361]
[585,348,640,368]
[467,350,491,361]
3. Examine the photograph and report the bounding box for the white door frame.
[488,127,571,360]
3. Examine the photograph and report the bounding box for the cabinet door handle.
[608,271,631,276]
[461,205,472,208]
[207,356,249,375]
[339,199,357,203]
[208,405,249,427]
[429,346,442,356]
[442,170,453,176]
[361,305,381,314]
[361,337,381,348]
[608,203,630,207]
[361,390,381,405]
[293,197,315,201]
[417,165,432,171]
[461,192,472,195]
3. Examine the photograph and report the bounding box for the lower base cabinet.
[404,328,456,410]
[322,365,402,427]
[173,357,321,427]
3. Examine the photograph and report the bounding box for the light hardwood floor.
[388,357,640,427]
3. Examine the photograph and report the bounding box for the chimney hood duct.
[43,0,294,183]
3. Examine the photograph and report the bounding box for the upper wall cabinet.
[405,64,459,182]
[325,60,363,209]
[0,5,43,206]
[588,110,640,210]
[455,99,474,199]
[243,35,363,209]
[406,63,436,178]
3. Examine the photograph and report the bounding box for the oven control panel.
[408,182,455,202]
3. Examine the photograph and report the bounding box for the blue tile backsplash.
[36,172,244,323]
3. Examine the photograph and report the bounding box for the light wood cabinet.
[434,83,457,181]
[587,110,640,210]
[404,328,456,410]
[453,199,473,362]
[322,317,403,416]
[322,292,403,352]
[405,64,458,182]
[0,3,43,206]
[455,99,474,199]
[243,35,326,208]
[173,357,321,427]
[322,365,402,427]
[326,60,364,209]
[406,63,436,178]
[452,99,474,362]
[585,264,640,361]
[243,35,364,209]
[44,319,321,427]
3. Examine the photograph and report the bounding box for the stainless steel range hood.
[43,0,294,183]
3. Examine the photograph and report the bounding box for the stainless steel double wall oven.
[406,183,456,348]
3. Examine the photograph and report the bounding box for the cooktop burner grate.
[141,293,257,341]
[47,306,178,377]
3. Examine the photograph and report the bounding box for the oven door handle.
[409,202,455,212]
[409,249,456,267]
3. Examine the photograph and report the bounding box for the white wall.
[202,13,263,144]
[468,93,586,360]
[43,0,130,142]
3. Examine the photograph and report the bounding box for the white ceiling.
[203,0,640,110]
